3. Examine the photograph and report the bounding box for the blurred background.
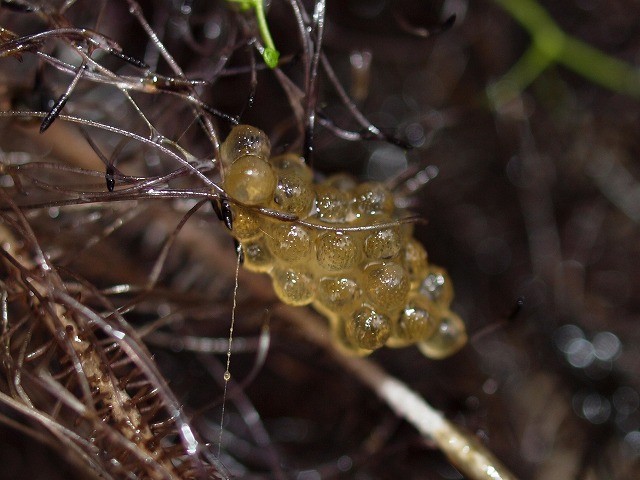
[1,0,640,478]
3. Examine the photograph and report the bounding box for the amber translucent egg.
[345,306,391,350]
[265,223,312,263]
[316,276,361,313]
[241,237,274,273]
[329,316,375,356]
[220,124,271,164]
[314,184,351,223]
[419,267,454,307]
[364,227,403,260]
[394,294,439,342]
[272,267,316,306]
[224,155,276,206]
[269,153,313,182]
[417,310,468,359]
[402,239,429,287]
[315,232,358,271]
[353,182,395,217]
[230,206,262,241]
[273,172,315,216]
[364,262,410,312]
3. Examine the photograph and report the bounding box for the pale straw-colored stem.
[276,305,518,480]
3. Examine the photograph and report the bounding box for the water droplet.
[296,470,321,480]
[482,378,498,395]
[592,331,621,361]
[624,430,640,456]
[581,393,611,424]
[336,455,353,472]
[565,337,595,368]
[223,371,231,381]
[554,324,585,353]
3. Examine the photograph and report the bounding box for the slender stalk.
[490,0,640,107]
[277,305,519,480]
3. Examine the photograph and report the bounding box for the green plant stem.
[489,0,640,107]
[487,45,551,106]
[252,1,274,50]
[560,35,640,96]
[226,0,280,68]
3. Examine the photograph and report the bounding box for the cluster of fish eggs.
[220,125,467,359]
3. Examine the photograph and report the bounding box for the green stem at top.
[227,0,280,69]
[490,0,640,107]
